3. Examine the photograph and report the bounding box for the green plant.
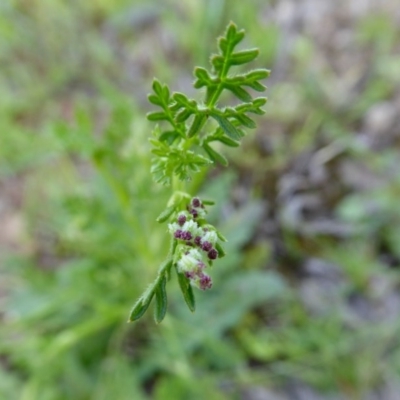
[129,22,270,323]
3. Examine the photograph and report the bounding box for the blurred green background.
[1,0,400,399]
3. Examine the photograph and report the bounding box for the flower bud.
[185,271,195,279]
[201,241,212,252]
[189,208,198,218]
[177,214,187,226]
[194,236,202,246]
[181,231,193,241]
[199,274,212,290]
[208,248,218,260]
[174,229,183,239]
[192,197,201,208]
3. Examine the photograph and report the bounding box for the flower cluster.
[168,198,219,290]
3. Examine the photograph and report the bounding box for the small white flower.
[189,248,202,259]
[177,248,203,273]
[182,220,202,237]
[168,222,180,235]
[202,230,218,245]
[195,207,206,219]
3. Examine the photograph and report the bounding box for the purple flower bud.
[185,271,195,279]
[194,236,202,246]
[181,231,192,241]
[196,261,205,272]
[208,248,218,260]
[190,209,199,218]
[177,214,186,226]
[201,241,212,252]
[199,274,212,290]
[174,229,183,239]
[192,197,201,208]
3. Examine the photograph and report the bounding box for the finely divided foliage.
[129,22,270,323]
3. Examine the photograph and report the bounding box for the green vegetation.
[130,22,270,323]
[1,1,400,399]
